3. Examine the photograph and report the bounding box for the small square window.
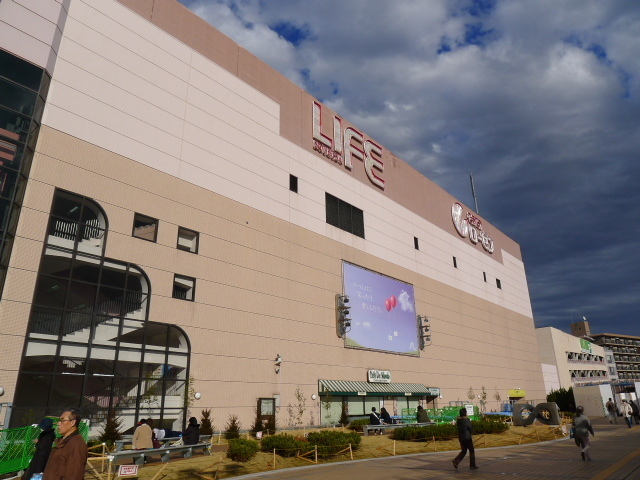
[177,227,199,253]
[289,174,298,193]
[496,278,502,289]
[483,272,487,282]
[453,257,457,268]
[132,213,158,242]
[173,274,195,301]
[414,237,419,250]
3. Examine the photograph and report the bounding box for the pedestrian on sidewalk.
[606,398,617,424]
[633,399,640,425]
[572,406,594,461]
[452,408,478,470]
[621,400,633,428]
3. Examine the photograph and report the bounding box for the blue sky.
[179,0,640,336]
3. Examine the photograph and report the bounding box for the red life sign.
[312,101,385,190]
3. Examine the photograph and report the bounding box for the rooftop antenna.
[469,173,479,214]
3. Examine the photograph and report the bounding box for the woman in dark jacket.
[182,417,200,445]
[572,406,595,461]
[380,407,393,424]
[22,418,56,480]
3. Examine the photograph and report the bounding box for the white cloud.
[179,0,640,334]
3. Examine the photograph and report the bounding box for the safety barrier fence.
[0,426,39,475]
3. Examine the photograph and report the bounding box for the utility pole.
[470,173,479,214]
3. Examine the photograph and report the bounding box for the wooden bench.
[107,442,211,468]
[363,422,434,436]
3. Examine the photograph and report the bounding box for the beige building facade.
[0,0,545,433]
[536,327,609,392]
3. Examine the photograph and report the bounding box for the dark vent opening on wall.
[325,193,364,239]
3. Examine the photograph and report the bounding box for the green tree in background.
[547,387,574,411]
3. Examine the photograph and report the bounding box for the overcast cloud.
[179,0,640,336]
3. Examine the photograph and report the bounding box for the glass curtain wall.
[0,49,50,297]
[13,190,191,434]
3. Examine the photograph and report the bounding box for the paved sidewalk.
[236,418,640,480]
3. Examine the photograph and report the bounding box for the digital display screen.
[342,262,419,356]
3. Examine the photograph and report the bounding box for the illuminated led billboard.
[342,262,419,356]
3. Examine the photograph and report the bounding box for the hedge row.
[260,433,306,457]
[259,430,362,459]
[229,420,508,461]
[391,419,509,441]
[307,431,361,457]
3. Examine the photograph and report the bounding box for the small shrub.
[226,438,259,462]
[200,409,214,436]
[264,416,277,435]
[261,433,306,457]
[250,409,264,438]
[224,414,241,440]
[98,410,123,447]
[339,404,349,427]
[348,418,370,432]
[306,430,361,457]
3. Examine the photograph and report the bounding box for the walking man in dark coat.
[452,408,478,470]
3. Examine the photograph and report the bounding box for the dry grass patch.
[125,424,566,480]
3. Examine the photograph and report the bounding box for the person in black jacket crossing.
[452,408,478,470]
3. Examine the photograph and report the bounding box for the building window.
[453,257,457,268]
[289,174,298,193]
[496,278,502,289]
[177,227,199,253]
[173,274,195,301]
[325,193,364,238]
[13,189,191,433]
[414,237,419,250]
[132,213,158,242]
[483,272,487,282]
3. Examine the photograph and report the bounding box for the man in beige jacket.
[133,418,153,449]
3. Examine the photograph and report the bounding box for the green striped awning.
[319,380,439,397]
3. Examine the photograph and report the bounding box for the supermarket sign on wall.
[312,101,385,190]
[580,338,593,353]
[451,203,495,253]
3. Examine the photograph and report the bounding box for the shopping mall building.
[0,0,545,433]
